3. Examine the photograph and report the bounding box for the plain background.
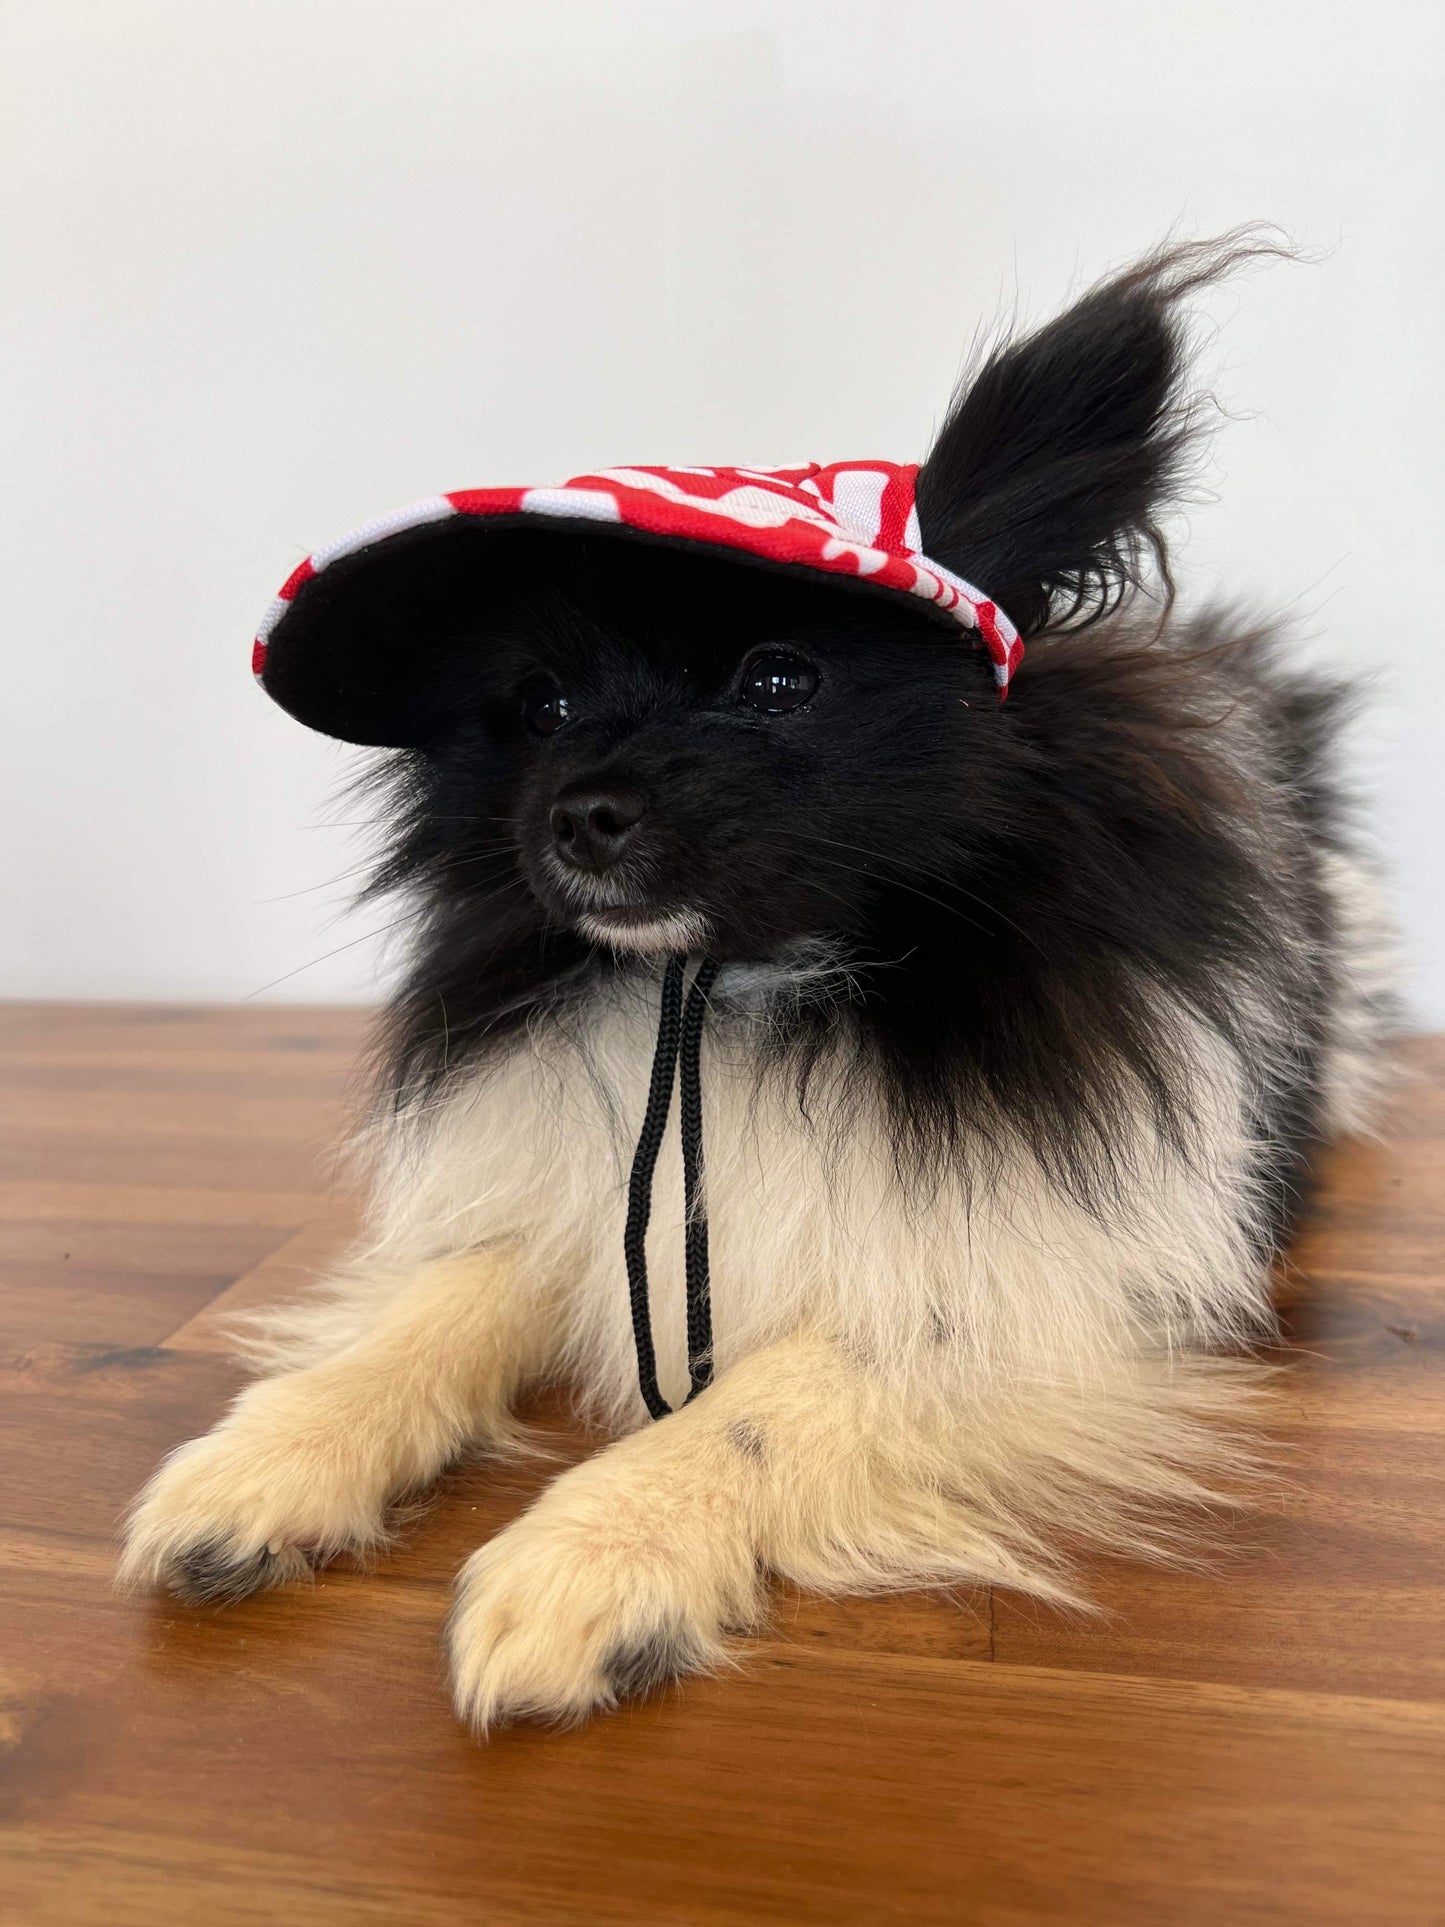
[3,0,1442,1018]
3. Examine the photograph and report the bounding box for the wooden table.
[1,1004,1441,1925]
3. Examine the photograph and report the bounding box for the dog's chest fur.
[359,976,1270,1429]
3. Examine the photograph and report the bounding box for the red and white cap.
[253,461,1023,745]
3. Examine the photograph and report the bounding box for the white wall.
[3,0,1442,1017]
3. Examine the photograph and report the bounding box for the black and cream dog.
[122,238,1396,1730]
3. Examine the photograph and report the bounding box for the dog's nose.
[549,785,646,873]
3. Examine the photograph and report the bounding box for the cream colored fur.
[119,1246,558,1592]
[121,850,1393,1728]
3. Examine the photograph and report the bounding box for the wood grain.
[0,1004,1441,1926]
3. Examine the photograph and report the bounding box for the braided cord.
[622,955,686,1420]
[622,954,719,1420]
[679,957,720,1402]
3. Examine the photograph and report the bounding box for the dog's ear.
[914,233,1288,639]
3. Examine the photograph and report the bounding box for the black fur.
[171,1540,292,1604]
[599,1623,704,1703]
[914,230,1290,638]
[345,238,1353,1250]
[727,1420,768,1464]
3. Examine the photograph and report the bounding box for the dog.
[122,236,1397,1730]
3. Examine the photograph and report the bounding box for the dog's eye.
[523,680,573,736]
[738,652,819,714]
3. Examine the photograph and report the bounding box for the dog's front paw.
[119,1371,392,1602]
[446,1449,760,1731]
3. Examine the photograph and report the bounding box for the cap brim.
[258,514,964,748]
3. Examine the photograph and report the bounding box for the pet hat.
[252,461,1024,744]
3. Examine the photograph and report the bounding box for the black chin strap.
[623,954,719,1419]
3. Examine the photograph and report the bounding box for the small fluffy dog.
[123,238,1396,1730]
